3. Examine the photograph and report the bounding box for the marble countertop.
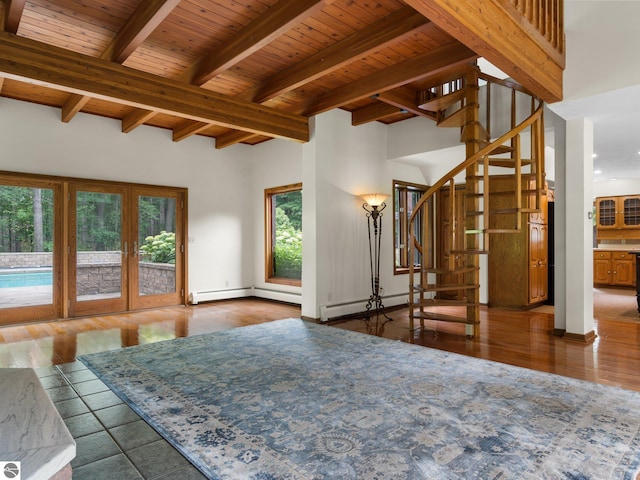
[0,368,76,480]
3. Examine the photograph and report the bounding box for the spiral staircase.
[407,67,546,339]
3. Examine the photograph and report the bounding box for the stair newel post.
[463,70,481,337]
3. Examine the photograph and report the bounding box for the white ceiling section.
[548,0,640,181]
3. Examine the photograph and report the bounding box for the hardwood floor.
[2,297,640,393]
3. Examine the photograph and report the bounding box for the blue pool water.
[0,271,53,288]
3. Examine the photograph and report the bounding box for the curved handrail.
[407,101,543,226]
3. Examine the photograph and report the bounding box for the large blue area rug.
[80,318,640,479]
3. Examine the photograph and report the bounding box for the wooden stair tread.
[466,228,521,234]
[419,87,469,111]
[410,312,480,326]
[487,158,534,167]
[467,140,514,155]
[415,283,480,292]
[423,266,479,274]
[437,104,477,128]
[449,249,490,255]
[460,122,489,142]
[413,299,479,307]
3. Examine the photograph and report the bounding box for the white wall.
[0,97,255,298]
[564,1,640,102]
[250,138,304,303]
[302,109,429,319]
[594,179,640,198]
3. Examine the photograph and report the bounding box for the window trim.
[393,179,432,275]
[264,183,302,286]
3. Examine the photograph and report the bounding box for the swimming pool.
[0,270,53,288]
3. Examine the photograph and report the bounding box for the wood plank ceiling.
[0,0,491,148]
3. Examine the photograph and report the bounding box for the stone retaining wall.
[1,252,175,296]
[139,263,176,295]
[0,251,121,268]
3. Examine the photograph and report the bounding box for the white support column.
[301,118,318,320]
[564,117,595,340]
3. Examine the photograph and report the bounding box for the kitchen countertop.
[594,245,640,252]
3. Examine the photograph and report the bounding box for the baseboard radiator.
[190,288,254,304]
[319,293,409,322]
[190,287,302,305]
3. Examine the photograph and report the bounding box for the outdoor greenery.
[0,186,54,252]
[0,186,175,263]
[273,190,302,279]
[140,231,176,264]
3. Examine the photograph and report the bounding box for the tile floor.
[36,361,206,480]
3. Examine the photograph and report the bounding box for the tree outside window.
[265,184,302,285]
[393,180,432,274]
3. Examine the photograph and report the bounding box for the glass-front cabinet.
[596,196,640,229]
[622,196,640,227]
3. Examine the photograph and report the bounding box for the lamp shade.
[360,193,389,207]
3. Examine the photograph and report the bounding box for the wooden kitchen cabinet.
[596,196,640,229]
[593,251,612,284]
[488,176,548,309]
[593,250,636,287]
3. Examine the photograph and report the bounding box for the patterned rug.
[80,318,640,479]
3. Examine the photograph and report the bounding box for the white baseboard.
[253,288,302,305]
[190,288,253,304]
[319,293,408,322]
[190,287,302,305]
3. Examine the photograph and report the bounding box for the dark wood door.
[436,185,466,300]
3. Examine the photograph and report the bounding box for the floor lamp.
[361,193,393,336]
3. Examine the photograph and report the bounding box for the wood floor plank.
[1,297,640,392]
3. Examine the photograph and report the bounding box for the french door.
[0,172,186,325]
[69,184,185,317]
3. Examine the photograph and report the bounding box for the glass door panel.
[0,185,56,310]
[130,190,183,310]
[70,187,127,316]
[138,195,176,296]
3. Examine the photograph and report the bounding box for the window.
[265,184,302,285]
[393,180,432,274]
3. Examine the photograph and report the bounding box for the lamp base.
[363,294,393,336]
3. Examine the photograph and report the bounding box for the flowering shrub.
[140,231,175,264]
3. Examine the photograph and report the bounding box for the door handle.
[123,241,128,258]
[133,241,138,257]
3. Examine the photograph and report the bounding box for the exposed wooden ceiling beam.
[404,0,563,103]
[108,0,181,64]
[2,0,26,34]
[122,109,158,134]
[185,0,332,86]
[215,130,262,150]
[215,7,432,148]
[172,121,211,142]
[0,32,309,142]
[129,0,327,139]
[351,102,403,126]
[304,42,478,116]
[61,0,180,123]
[252,7,430,103]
